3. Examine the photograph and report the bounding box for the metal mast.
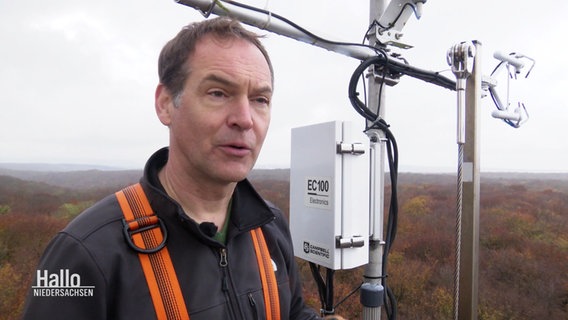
[459,40,481,320]
[361,1,387,320]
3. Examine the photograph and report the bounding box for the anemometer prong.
[483,50,535,128]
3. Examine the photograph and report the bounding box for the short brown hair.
[158,17,273,100]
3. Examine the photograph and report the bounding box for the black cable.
[334,282,363,310]
[309,262,327,310]
[372,121,399,320]
[325,268,335,315]
[366,119,398,320]
[383,122,399,320]
[309,263,338,316]
[349,55,390,122]
[223,0,383,55]
[385,286,398,319]
[349,54,400,319]
[388,62,456,90]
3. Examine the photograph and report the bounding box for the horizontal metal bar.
[175,0,456,90]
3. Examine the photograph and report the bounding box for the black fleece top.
[23,147,319,320]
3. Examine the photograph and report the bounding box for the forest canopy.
[0,169,567,319]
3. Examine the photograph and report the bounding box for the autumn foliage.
[1,171,567,319]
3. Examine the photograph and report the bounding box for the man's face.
[156,35,273,184]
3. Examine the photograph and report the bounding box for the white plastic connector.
[493,51,525,73]
[491,109,522,122]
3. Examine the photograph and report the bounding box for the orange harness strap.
[116,183,280,320]
[251,227,281,320]
[116,183,188,320]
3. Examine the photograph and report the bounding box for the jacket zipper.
[219,248,242,319]
[219,248,228,267]
[248,293,260,320]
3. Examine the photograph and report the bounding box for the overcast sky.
[1,0,566,172]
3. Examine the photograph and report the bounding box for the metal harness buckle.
[122,215,168,254]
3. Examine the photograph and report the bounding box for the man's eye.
[254,97,270,105]
[209,90,226,97]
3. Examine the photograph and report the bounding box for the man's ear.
[155,83,174,126]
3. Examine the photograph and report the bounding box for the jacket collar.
[140,147,275,242]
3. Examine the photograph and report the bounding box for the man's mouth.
[220,143,252,156]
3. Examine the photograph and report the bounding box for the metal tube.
[175,0,375,60]
[456,78,466,144]
[362,2,387,320]
[174,0,457,91]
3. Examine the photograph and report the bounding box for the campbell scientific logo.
[32,269,95,297]
[303,241,330,259]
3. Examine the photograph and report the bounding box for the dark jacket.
[23,148,319,320]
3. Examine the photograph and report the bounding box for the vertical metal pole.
[362,1,387,320]
[458,40,481,320]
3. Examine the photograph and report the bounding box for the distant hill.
[0,168,142,191]
[249,168,290,182]
[0,175,67,198]
[1,164,568,193]
[0,163,126,172]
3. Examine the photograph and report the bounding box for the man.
[23,17,331,319]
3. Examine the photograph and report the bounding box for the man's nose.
[227,95,254,130]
